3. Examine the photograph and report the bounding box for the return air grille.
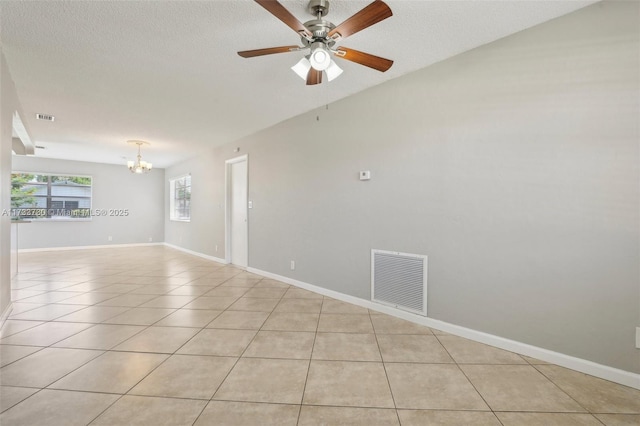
[371,249,427,316]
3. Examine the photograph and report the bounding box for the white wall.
[0,52,26,319]
[11,156,165,249]
[166,1,639,374]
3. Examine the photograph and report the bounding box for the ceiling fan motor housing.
[308,0,330,17]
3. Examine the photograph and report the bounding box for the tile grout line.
[432,332,504,426]
[368,309,402,425]
[295,294,324,425]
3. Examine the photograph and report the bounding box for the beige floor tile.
[254,279,290,289]
[11,290,46,301]
[461,365,586,412]
[53,306,131,323]
[130,284,182,295]
[96,293,158,307]
[0,389,118,426]
[228,297,280,312]
[52,324,146,350]
[9,304,86,321]
[496,412,603,425]
[59,282,114,292]
[207,310,270,330]
[535,365,640,413]
[398,410,501,425]
[0,345,42,367]
[303,360,394,408]
[154,309,222,327]
[312,332,382,361]
[321,299,369,314]
[183,296,238,310]
[243,331,315,359]
[274,298,323,314]
[243,287,287,299]
[386,363,488,410]
[214,358,308,404]
[90,395,206,426]
[102,307,176,325]
[377,334,453,363]
[195,401,299,426]
[18,291,82,304]
[203,287,250,298]
[437,335,527,364]
[188,277,227,287]
[166,285,212,296]
[298,406,399,425]
[130,354,236,399]
[595,414,640,426]
[0,386,39,413]
[139,295,199,309]
[5,302,45,315]
[283,288,324,299]
[113,326,199,353]
[262,312,320,332]
[0,320,44,338]
[55,292,121,305]
[220,278,260,288]
[317,313,373,333]
[90,283,142,293]
[0,322,92,346]
[0,347,103,388]
[49,351,168,393]
[370,315,432,334]
[177,329,257,356]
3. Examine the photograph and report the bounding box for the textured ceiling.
[1,0,595,168]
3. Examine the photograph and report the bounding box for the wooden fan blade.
[255,0,312,37]
[238,45,300,58]
[327,0,392,40]
[306,68,322,85]
[335,47,393,72]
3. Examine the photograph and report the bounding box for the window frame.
[169,174,191,222]
[10,171,93,222]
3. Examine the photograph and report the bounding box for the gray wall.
[167,1,639,373]
[164,154,225,258]
[12,156,165,249]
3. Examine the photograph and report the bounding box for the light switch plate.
[360,170,371,180]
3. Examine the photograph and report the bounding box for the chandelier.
[127,140,153,174]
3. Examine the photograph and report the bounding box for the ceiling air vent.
[35,113,55,122]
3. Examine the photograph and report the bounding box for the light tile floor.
[1,246,638,425]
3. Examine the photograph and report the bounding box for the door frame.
[225,154,249,266]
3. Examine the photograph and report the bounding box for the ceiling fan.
[238,0,393,85]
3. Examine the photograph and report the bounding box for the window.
[170,174,191,221]
[10,173,92,220]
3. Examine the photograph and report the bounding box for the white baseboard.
[19,242,164,253]
[163,243,228,265]
[247,266,640,390]
[0,302,13,329]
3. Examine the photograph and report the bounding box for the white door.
[228,157,248,267]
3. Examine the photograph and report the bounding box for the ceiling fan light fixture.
[309,42,331,71]
[325,60,343,81]
[291,57,312,80]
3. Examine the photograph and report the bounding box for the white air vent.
[371,249,427,316]
[35,113,55,121]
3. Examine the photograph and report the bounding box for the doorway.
[225,155,248,268]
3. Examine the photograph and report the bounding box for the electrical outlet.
[636,327,640,349]
[290,260,295,270]
[148,237,153,242]
[215,245,218,252]
[108,236,112,242]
